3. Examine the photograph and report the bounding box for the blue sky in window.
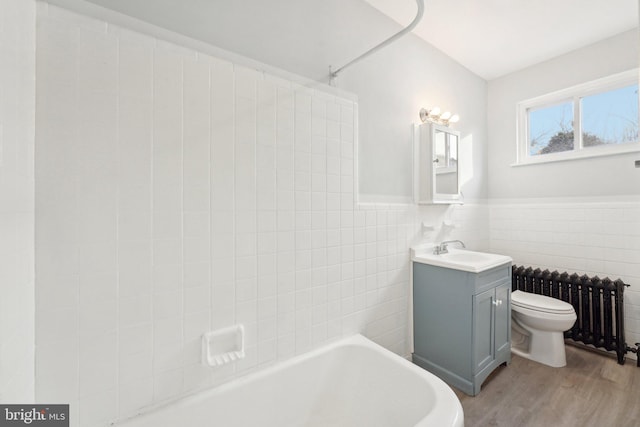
[529,102,573,155]
[582,84,639,144]
[529,84,639,155]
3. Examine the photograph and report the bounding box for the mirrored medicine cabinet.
[413,122,463,204]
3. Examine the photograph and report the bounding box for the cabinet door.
[494,283,511,357]
[473,288,495,373]
[414,123,463,204]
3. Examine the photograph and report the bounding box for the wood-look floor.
[454,346,640,427]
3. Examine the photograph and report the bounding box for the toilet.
[510,290,577,367]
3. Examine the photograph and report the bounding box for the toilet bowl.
[510,290,577,367]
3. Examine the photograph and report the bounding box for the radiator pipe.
[626,343,640,367]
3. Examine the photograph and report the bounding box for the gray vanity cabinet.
[412,261,511,396]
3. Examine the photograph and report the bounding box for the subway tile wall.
[32,6,640,427]
[35,5,490,426]
[0,0,36,403]
[490,199,640,359]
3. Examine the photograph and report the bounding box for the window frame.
[515,69,640,166]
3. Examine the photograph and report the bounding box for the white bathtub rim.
[114,334,463,427]
[115,335,362,424]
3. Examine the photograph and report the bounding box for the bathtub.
[116,334,464,427]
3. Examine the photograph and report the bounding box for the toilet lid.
[511,290,575,314]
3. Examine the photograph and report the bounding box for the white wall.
[490,198,640,356]
[344,35,487,202]
[0,0,36,403]
[10,0,639,422]
[35,5,490,425]
[487,29,639,199]
[52,0,489,203]
[487,29,640,359]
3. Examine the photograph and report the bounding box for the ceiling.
[364,0,639,79]
[69,0,638,81]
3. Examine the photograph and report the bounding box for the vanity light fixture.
[419,107,459,127]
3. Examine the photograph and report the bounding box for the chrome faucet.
[433,240,466,255]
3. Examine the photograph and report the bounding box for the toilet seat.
[511,290,574,315]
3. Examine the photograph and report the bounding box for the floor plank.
[454,346,640,427]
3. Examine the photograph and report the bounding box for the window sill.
[511,144,640,167]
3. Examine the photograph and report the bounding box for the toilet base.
[510,325,568,368]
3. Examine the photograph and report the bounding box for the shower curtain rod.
[330,0,425,81]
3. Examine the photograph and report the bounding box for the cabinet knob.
[493,299,503,306]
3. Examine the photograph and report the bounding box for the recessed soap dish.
[201,324,245,367]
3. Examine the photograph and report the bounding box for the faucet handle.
[433,240,465,255]
[433,243,449,255]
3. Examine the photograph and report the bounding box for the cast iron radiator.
[511,266,639,366]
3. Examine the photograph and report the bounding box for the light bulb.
[440,111,451,121]
[429,107,441,118]
[449,114,460,123]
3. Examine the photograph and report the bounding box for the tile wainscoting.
[35,4,489,425]
[490,198,640,358]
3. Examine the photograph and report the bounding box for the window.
[517,70,639,165]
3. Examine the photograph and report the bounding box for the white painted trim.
[510,143,640,167]
[489,194,640,205]
[519,69,638,108]
[357,195,414,206]
[515,68,639,166]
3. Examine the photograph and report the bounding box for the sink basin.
[411,246,512,273]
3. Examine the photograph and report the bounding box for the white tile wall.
[0,0,36,403]
[35,5,489,425]
[490,198,640,359]
[17,1,640,425]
